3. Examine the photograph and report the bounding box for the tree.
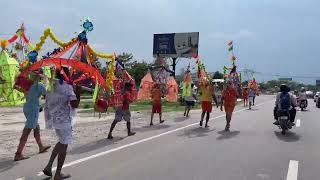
[117,52,133,64]
[127,61,149,86]
[212,71,224,79]
[115,52,150,86]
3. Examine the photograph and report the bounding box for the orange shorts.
[201,101,212,113]
[224,103,235,114]
[152,103,162,113]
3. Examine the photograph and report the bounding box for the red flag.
[228,41,233,46]
[193,53,198,59]
[231,55,236,61]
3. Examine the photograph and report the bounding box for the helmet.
[280,84,289,92]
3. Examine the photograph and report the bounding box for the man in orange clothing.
[150,84,164,126]
[221,81,239,131]
[108,83,136,139]
[199,81,215,128]
[242,87,249,107]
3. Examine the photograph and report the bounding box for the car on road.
[314,92,320,102]
[306,91,314,98]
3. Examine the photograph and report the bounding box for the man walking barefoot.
[108,83,136,139]
[14,73,50,161]
[42,70,81,180]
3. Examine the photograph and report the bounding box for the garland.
[87,45,114,59]
[34,28,77,52]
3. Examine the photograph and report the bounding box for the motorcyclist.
[297,87,308,106]
[273,84,297,126]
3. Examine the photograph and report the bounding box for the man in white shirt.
[43,70,81,180]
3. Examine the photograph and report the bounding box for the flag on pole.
[92,82,99,104]
[228,41,233,46]
[228,45,233,51]
[231,55,236,61]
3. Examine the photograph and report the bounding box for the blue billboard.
[153,32,199,58]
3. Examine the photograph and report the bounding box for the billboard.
[278,78,292,81]
[153,32,199,58]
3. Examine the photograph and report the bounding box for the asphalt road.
[1,96,319,180]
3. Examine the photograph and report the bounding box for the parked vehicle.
[314,92,320,102]
[317,97,320,108]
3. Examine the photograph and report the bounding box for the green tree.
[115,52,150,86]
[212,71,224,79]
[117,52,133,64]
[127,61,149,85]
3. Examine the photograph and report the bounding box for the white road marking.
[286,160,299,180]
[296,119,301,127]
[16,178,25,180]
[37,100,272,177]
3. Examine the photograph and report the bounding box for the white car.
[314,92,320,102]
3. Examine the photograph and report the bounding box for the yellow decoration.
[0,39,9,48]
[34,28,77,52]
[105,55,115,91]
[88,45,114,59]
[16,29,23,36]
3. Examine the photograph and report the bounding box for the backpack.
[280,92,290,110]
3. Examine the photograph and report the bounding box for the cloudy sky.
[2,0,320,83]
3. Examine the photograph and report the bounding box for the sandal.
[39,146,51,154]
[54,173,71,180]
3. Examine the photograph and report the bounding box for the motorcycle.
[277,110,292,135]
[298,99,307,111]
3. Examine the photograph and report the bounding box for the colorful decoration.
[4,24,34,50]
[27,51,38,63]
[16,21,116,98]
[0,39,9,48]
[166,77,178,102]
[0,50,25,106]
[82,18,94,32]
[34,28,77,52]
[182,66,192,97]
[137,71,154,101]
[224,41,241,94]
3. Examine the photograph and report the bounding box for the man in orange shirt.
[150,84,164,126]
[220,81,238,131]
[242,87,249,107]
[199,81,215,128]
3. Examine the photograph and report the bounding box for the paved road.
[1,96,319,180]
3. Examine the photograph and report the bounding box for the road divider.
[296,119,301,127]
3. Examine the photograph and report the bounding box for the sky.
[2,0,320,84]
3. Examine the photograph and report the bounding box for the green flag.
[228,45,233,51]
[92,83,99,103]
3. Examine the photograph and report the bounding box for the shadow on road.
[174,116,189,122]
[0,159,17,173]
[40,177,51,180]
[69,137,123,155]
[274,131,301,142]
[178,127,215,138]
[132,124,171,133]
[216,130,240,140]
[245,109,259,111]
